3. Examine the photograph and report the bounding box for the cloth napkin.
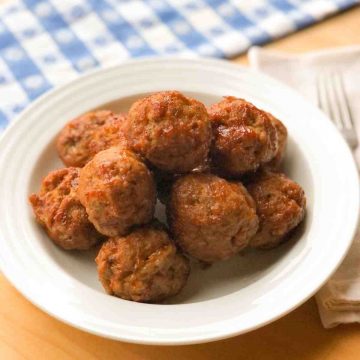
[0,0,358,132]
[249,45,360,328]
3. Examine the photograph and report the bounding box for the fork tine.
[327,71,344,129]
[331,71,358,148]
[317,72,329,115]
[325,71,345,128]
[317,70,358,148]
[332,71,354,130]
[317,71,340,127]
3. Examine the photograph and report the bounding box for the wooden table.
[1,3,360,359]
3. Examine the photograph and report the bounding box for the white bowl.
[0,58,358,345]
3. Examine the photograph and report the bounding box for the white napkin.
[248,45,360,328]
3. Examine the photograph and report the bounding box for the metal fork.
[316,70,358,148]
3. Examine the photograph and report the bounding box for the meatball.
[88,113,128,155]
[77,146,156,237]
[29,168,103,250]
[265,113,287,171]
[96,223,190,302]
[168,174,259,263]
[208,97,278,177]
[57,110,126,167]
[246,171,306,249]
[123,91,212,173]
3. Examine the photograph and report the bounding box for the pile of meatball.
[29,91,306,303]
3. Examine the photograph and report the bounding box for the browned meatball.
[29,168,103,250]
[123,91,212,173]
[96,223,190,303]
[88,113,128,155]
[57,110,127,167]
[246,171,306,249]
[208,97,278,177]
[265,114,287,171]
[77,146,156,237]
[168,174,259,263]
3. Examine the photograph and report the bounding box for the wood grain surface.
[0,2,360,359]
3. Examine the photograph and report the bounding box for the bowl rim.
[0,56,358,345]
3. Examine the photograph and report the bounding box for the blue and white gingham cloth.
[0,0,358,130]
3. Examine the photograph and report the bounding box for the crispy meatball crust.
[265,114,287,171]
[168,174,259,263]
[96,223,190,302]
[88,113,128,155]
[208,97,278,177]
[29,168,103,250]
[77,146,156,237]
[246,171,306,249]
[57,110,126,167]
[123,91,212,173]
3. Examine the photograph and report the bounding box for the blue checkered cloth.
[0,0,358,130]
